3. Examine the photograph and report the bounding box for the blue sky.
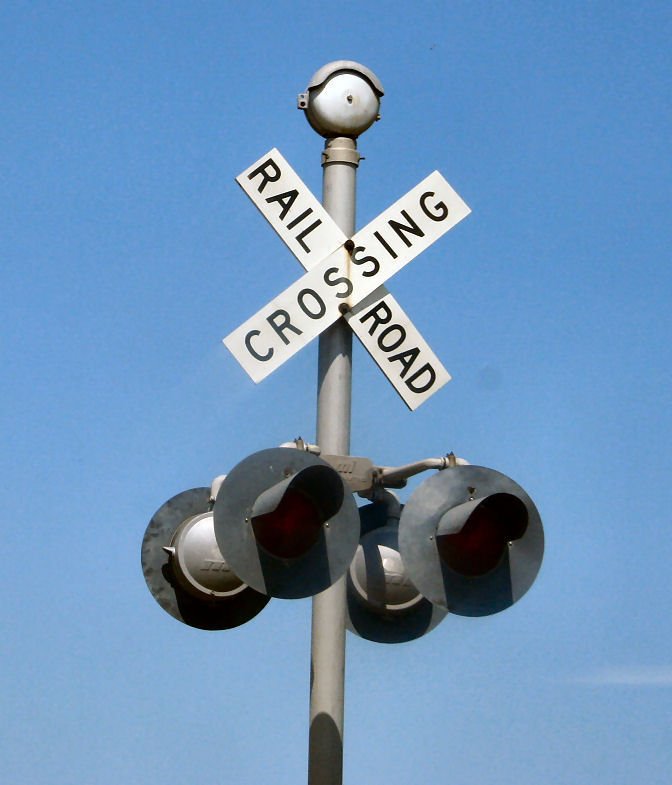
[2,2,671,784]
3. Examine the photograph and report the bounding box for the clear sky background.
[2,2,670,784]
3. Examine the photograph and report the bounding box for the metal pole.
[308,136,360,785]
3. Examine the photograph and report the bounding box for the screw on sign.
[226,149,471,409]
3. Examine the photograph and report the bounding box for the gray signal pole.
[309,136,357,785]
[299,62,384,785]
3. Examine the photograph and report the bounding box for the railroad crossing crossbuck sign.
[224,149,471,410]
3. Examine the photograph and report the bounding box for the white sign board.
[344,287,451,410]
[226,169,469,372]
[234,150,456,408]
[236,148,346,270]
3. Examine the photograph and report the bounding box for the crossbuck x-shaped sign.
[224,149,471,410]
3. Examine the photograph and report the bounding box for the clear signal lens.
[171,513,247,598]
[349,527,423,613]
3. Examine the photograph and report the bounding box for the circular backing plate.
[214,448,360,599]
[141,488,270,630]
[399,466,544,617]
[346,512,447,644]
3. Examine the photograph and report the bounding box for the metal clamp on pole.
[321,140,362,167]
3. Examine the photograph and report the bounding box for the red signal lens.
[252,488,323,560]
[437,493,528,577]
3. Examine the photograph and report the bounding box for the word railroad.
[224,149,470,410]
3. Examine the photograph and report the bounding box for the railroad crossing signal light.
[346,502,447,644]
[213,448,360,599]
[141,488,270,630]
[399,466,544,617]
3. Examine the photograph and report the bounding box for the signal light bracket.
[281,437,470,494]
